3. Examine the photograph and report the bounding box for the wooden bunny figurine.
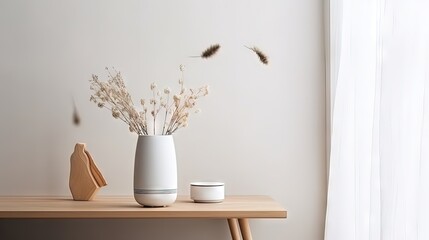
[69,143,107,200]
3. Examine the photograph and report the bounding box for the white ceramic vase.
[134,135,177,207]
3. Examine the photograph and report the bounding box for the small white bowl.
[190,182,224,203]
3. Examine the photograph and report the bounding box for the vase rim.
[137,134,173,137]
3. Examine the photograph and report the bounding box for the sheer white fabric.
[325,1,429,240]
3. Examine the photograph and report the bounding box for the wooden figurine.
[69,143,107,200]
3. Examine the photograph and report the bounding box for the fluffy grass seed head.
[245,46,269,65]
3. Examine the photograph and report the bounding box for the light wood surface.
[0,195,286,219]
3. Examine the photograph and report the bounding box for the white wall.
[0,0,326,239]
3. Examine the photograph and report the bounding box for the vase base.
[134,193,177,207]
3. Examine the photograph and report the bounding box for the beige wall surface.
[0,0,326,239]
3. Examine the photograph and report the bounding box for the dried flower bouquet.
[89,65,209,135]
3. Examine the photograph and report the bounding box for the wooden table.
[0,195,287,240]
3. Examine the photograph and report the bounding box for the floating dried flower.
[201,44,220,58]
[245,46,269,65]
[72,99,81,126]
[191,44,221,59]
[73,111,80,126]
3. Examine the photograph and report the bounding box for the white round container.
[190,182,224,203]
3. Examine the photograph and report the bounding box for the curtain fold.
[325,1,429,240]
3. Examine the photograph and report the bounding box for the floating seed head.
[246,46,269,65]
[72,99,81,126]
[200,44,221,58]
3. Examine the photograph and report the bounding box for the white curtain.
[325,0,429,240]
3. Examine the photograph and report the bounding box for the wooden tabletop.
[0,195,287,219]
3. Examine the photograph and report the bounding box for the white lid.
[190,182,224,187]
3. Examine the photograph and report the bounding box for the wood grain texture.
[0,195,287,219]
[239,218,253,240]
[69,143,106,201]
[227,218,241,240]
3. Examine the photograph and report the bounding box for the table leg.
[227,218,241,240]
[238,218,252,240]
